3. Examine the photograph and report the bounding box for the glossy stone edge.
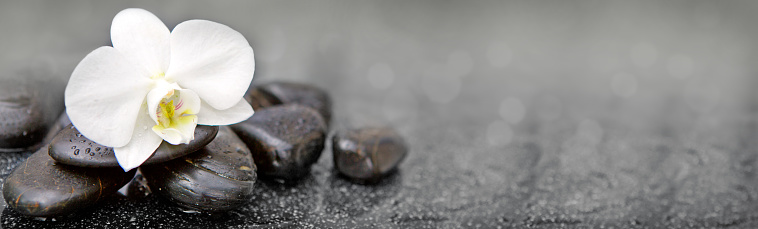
[332,128,409,184]
[231,105,327,181]
[140,161,257,212]
[48,125,219,168]
[2,147,136,217]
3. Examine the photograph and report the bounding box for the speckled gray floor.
[2,1,758,228]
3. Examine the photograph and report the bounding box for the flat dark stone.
[232,104,327,181]
[0,81,47,152]
[333,127,408,184]
[245,81,332,125]
[48,124,219,168]
[2,146,135,217]
[141,126,257,212]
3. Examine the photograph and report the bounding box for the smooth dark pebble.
[0,81,47,152]
[232,104,327,181]
[245,81,332,125]
[244,87,281,110]
[141,126,257,212]
[48,124,219,168]
[333,127,408,184]
[2,146,136,217]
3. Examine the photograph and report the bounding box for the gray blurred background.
[1,1,755,134]
[2,0,758,227]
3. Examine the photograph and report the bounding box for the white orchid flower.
[65,8,255,171]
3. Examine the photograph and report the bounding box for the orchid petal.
[65,46,152,147]
[111,8,170,76]
[113,105,164,171]
[196,99,254,126]
[174,89,201,116]
[165,19,255,110]
[172,115,198,143]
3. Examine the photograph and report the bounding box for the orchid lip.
[150,87,200,145]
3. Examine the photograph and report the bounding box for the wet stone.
[246,81,332,125]
[232,104,327,181]
[141,126,257,212]
[333,127,409,184]
[2,146,136,217]
[0,81,47,152]
[48,124,219,168]
[244,87,282,110]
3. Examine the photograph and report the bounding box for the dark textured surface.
[49,124,219,168]
[0,80,48,151]
[141,126,256,212]
[250,82,333,125]
[2,0,758,228]
[232,104,327,181]
[333,127,408,184]
[2,147,135,217]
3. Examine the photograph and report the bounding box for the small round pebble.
[332,127,408,184]
[232,104,327,181]
[48,124,219,168]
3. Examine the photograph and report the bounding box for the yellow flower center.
[152,89,198,142]
[151,72,166,80]
[157,96,176,128]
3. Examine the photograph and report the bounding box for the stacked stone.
[1,81,409,218]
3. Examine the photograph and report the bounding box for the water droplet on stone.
[33,217,49,221]
[71,146,76,149]
[85,148,90,155]
[73,149,80,155]
[96,147,101,151]
[181,209,201,214]
[80,140,85,143]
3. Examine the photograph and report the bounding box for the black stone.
[244,87,281,111]
[2,146,135,217]
[0,82,47,152]
[48,124,219,168]
[332,127,408,184]
[245,82,332,125]
[140,126,257,212]
[232,104,327,181]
